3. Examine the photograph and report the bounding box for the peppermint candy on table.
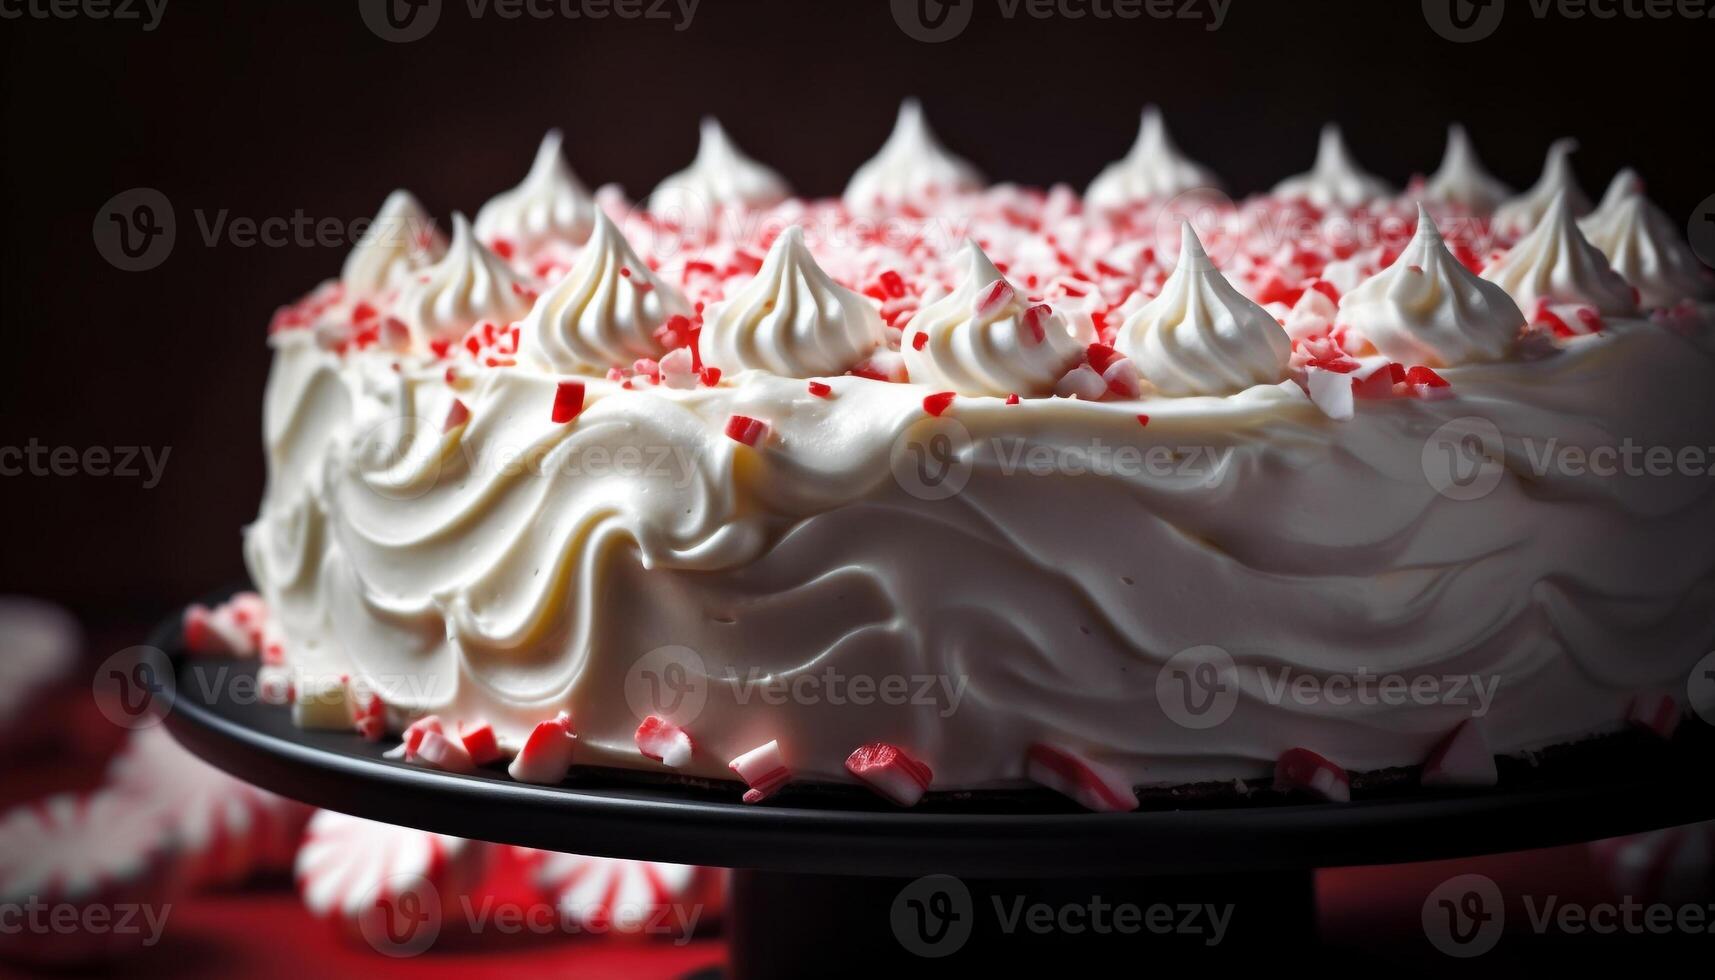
[0,596,80,730]
[1273,747,1351,803]
[107,727,311,888]
[295,810,491,928]
[1025,743,1139,812]
[845,742,933,807]
[523,848,712,938]
[0,792,177,965]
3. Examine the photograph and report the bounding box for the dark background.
[1,0,1710,630]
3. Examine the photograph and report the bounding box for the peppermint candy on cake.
[0,792,177,965]
[1026,743,1139,812]
[523,848,714,938]
[181,591,269,657]
[1273,747,1351,802]
[107,727,311,888]
[508,712,576,785]
[728,740,790,803]
[295,810,491,929]
[845,742,933,807]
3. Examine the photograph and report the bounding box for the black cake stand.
[149,606,1715,978]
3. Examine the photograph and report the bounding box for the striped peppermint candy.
[107,727,311,888]
[1026,744,1138,812]
[295,810,491,925]
[522,848,711,937]
[0,792,177,965]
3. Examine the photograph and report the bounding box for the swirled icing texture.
[395,214,530,347]
[1114,223,1291,396]
[341,191,446,295]
[697,226,884,379]
[1340,206,1526,367]
[843,99,984,213]
[517,211,693,373]
[1422,125,1513,215]
[1580,183,1715,309]
[899,242,1084,396]
[474,130,597,252]
[247,320,1715,790]
[649,118,790,215]
[1493,139,1591,239]
[1085,107,1220,210]
[1482,191,1639,318]
[1271,125,1393,209]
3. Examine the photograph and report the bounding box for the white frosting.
[900,242,1084,396]
[1085,107,1221,210]
[1272,125,1394,209]
[1588,167,1644,223]
[474,130,597,251]
[1114,223,1291,396]
[395,214,530,347]
[1493,139,1590,238]
[518,211,693,373]
[843,99,984,213]
[1482,191,1638,318]
[341,190,446,295]
[1340,205,1525,367]
[1580,184,1714,309]
[649,118,790,215]
[698,226,885,379]
[1422,125,1513,214]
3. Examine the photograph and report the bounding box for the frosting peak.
[341,190,446,295]
[474,130,597,252]
[843,99,984,213]
[1493,139,1590,238]
[1114,222,1291,396]
[1580,180,1715,309]
[900,241,1083,397]
[697,226,884,379]
[518,211,693,373]
[1481,191,1638,321]
[1340,205,1525,367]
[1085,107,1221,210]
[649,118,790,215]
[1272,125,1394,209]
[1422,125,1513,214]
[395,213,530,347]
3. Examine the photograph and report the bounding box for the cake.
[239,101,1715,810]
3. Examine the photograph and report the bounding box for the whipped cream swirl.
[843,99,984,213]
[518,211,693,373]
[1340,205,1525,366]
[649,118,790,215]
[395,213,530,347]
[1492,139,1590,238]
[474,130,597,252]
[1581,182,1715,309]
[1422,125,1513,214]
[1085,107,1221,210]
[1114,222,1291,396]
[1481,191,1638,318]
[698,226,884,379]
[1272,125,1394,209]
[900,242,1082,397]
[341,190,446,295]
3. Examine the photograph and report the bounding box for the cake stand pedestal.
[151,613,1715,978]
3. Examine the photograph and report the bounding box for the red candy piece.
[975,278,1016,319]
[636,716,694,768]
[1026,744,1138,812]
[459,721,504,766]
[725,415,769,447]
[443,398,471,433]
[807,380,833,398]
[1085,342,1122,374]
[508,712,576,785]
[1022,304,1052,345]
[1273,747,1350,803]
[845,743,933,807]
[922,391,956,417]
[552,380,586,423]
[728,740,790,804]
